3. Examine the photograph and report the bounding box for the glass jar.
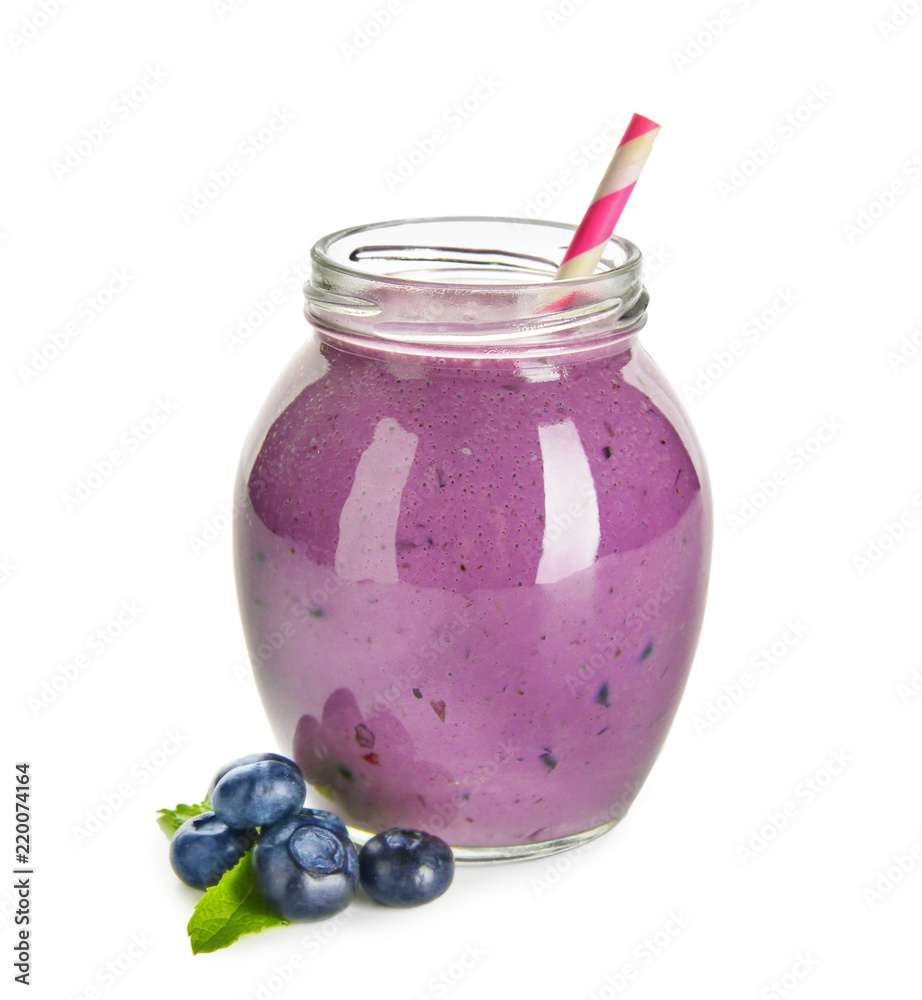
[233,217,712,861]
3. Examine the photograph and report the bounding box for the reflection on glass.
[535,418,601,585]
[335,417,418,584]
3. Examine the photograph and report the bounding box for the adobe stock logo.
[212,0,249,19]
[842,151,922,242]
[71,732,190,846]
[340,0,415,62]
[522,117,627,219]
[587,910,691,998]
[885,321,922,372]
[544,0,597,31]
[717,85,833,200]
[27,601,145,716]
[221,251,314,353]
[63,932,154,997]
[863,831,922,908]
[896,664,922,706]
[7,0,72,54]
[671,0,758,73]
[727,417,843,532]
[690,620,808,735]
[736,750,852,865]
[878,0,922,39]
[758,954,819,1000]
[51,67,168,179]
[61,397,180,512]
[682,287,798,402]
[18,270,134,385]
[177,108,296,223]
[851,491,922,575]
[383,76,501,191]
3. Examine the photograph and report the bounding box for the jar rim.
[305,216,647,360]
[309,215,642,292]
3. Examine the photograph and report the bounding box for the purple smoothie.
[234,333,711,848]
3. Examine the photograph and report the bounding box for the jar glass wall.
[233,218,712,861]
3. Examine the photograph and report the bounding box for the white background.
[4,0,922,997]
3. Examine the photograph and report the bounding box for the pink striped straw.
[554,113,661,280]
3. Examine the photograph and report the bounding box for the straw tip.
[620,113,661,145]
[631,112,661,130]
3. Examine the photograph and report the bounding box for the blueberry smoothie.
[235,349,709,851]
[233,218,711,854]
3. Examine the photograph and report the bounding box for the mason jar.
[233,217,712,861]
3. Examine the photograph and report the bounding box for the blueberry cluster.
[169,752,454,917]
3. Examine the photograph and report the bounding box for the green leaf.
[187,852,289,954]
[156,795,212,838]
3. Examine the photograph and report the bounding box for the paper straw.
[554,113,661,280]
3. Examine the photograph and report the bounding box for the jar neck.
[303,216,647,364]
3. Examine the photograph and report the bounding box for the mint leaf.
[156,795,212,838]
[187,852,288,954]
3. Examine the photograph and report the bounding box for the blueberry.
[297,807,349,841]
[169,812,255,890]
[210,754,305,829]
[253,818,358,920]
[358,829,454,907]
[208,752,302,800]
